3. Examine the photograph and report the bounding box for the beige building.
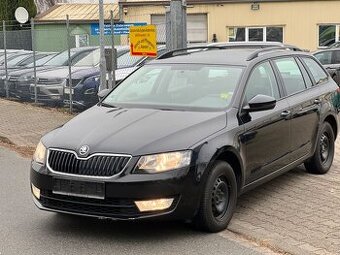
[119,0,340,51]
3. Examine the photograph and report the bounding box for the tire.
[193,160,237,232]
[304,122,335,174]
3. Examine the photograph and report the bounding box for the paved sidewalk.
[0,98,339,255]
[0,99,73,147]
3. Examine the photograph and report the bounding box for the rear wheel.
[304,122,335,174]
[193,161,237,232]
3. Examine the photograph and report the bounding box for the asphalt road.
[0,147,264,255]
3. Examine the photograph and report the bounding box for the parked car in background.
[313,49,340,85]
[29,47,130,105]
[329,42,340,48]
[0,47,98,99]
[210,41,302,51]
[0,50,31,64]
[63,47,168,110]
[31,46,339,232]
[0,52,56,96]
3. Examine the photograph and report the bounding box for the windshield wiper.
[99,102,118,108]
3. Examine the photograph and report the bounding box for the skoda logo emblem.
[79,145,90,156]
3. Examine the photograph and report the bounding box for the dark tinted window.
[333,50,340,64]
[314,51,332,65]
[296,59,313,89]
[274,58,306,95]
[302,57,328,84]
[266,27,283,42]
[245,62,280,102]
[319,25,336,47]
[248,28,263,42]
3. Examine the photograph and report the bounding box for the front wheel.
[193,161,237,232]
[304,122,335,174]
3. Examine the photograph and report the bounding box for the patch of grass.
[0,139,35,158]
[0,135,14,145]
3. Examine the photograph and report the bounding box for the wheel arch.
[209,147,244,194]
[324,114,338,140]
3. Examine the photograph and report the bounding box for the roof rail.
[246,46,298,61]
[157,46,225,59]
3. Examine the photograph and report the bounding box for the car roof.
[313,48,340,54]
[149,47,310,66]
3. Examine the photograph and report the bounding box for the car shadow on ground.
[45,214,208,242]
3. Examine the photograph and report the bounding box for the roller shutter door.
[151,14,207,44]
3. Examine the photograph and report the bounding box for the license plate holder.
[64,88,74,95]
[52,179,105,200]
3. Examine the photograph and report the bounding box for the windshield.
[17,54,50,67]
[102,64,244,110]
[26,54,57,67]
[117,51,144,68]
[74,49,100,67]
[74,48,130,67]
[7,54,31,67]
[44,49,93,66]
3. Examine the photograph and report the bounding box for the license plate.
[52,179,105,200]
[64,88,74,94]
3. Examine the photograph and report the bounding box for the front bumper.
[29,83,64,104]
[30,162,201,221]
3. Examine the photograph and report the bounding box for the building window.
[228,27,245,42]
[266,27,283,42]
[318,25,340,47]
[151,14,208,44]
[228,26,283,43]
[75,34,89,48]
[248,28,263,41]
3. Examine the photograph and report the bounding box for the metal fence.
[0,19,168,113]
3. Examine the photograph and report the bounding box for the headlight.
[19,75,33,82]
[33,141,46,164]
[136,151,192,173]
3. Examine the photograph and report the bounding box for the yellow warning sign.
[129,25,157,57]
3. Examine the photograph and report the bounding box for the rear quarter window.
[273,58,306,96]
[301,57,328,85]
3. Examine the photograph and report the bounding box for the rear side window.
[273,58,306,95]
[314,51,332,65]
[301,57,328,84]
[244,62,280,103]
[333,50,340,64]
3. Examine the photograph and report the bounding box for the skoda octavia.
[30,47,339,232]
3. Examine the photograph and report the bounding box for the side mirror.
[97,88,110,100]
[243,94,276,112]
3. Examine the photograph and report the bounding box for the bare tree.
[34,0,66,14]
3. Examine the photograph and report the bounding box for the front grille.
[40,190,141,218]
[9,76,19,82]
[48,149,130,177]
[67,79,82,87]
[38,78,64,85]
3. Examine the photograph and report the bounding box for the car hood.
[37,66,91,79]
[72,67,99,79]
[6,66,60,78]
[71,67,138,81]
[43,106,227,156]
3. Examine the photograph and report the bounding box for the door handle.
[314,99,321,105]
[280,110,291,118]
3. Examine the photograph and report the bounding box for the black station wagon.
[30,46,339,232]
